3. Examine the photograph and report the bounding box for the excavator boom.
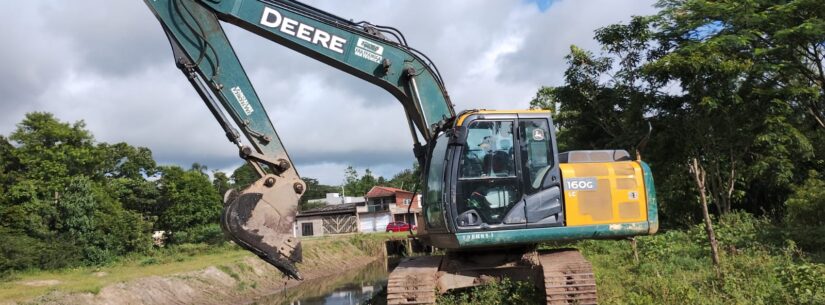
[143,0,455,279]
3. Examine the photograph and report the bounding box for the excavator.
[142,1,659,304]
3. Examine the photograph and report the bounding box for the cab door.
[453,118,526,230]
[517,115,564,227]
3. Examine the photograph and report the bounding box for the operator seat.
[482,151,513,177]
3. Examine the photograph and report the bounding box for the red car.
[386,221,417,232]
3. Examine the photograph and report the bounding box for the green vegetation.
[437,278,543,305]
[342,163,421,198]
[531,0,825,250]
[584,213,824,305]
[0,112,284,276]
[0,112,157,273]
[439,213,825,305]
[0,111,420,278]
[3,1,825,304]
[784,171,825,252]
[0,243,249,303]
[0,234,390,304]
[0,112,232,276]
[532,0,825,227]
[444,1,825,303]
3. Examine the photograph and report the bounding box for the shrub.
[784,171,825,251]
[0,230,83,276]
[167,224,225,245]
[776,262,825,304]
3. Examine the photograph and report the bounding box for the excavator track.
[539,249,598,305]
[387,256,443,305]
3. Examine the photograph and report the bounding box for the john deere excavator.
[143,1,659,304]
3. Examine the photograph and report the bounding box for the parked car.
[386,221,416,232]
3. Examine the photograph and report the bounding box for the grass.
[0,234,393,304]
[576,213,825,305]
[216,265,240,281]
[437,212,825,305]
[0,243,250,303]
[10,217,820,305]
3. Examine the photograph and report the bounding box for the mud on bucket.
[221,174,304,280]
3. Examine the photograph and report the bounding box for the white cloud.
[0,0,656,185]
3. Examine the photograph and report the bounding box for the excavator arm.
[143,0,455,279]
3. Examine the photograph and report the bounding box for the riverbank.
[0,234,391,305]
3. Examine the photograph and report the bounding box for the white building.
[307,192,366,206]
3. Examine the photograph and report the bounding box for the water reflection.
[250,260,388,305]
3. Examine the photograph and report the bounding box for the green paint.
[641,161,659,234]
[143,0,287,160]
[143,0,454,143]
[454,222,651,248]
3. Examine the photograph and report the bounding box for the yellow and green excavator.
[143,1,658,304]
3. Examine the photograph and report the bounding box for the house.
[295,202,358,237]
[357,186,422,233]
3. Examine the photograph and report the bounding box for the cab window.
[519,119,554,194]
[456,120,521,225]
[460,121,516,179]
[424,133,448,228]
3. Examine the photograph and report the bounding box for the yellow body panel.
[560,161,648,226]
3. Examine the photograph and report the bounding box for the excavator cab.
[421,110,657,251]
[422,111,564,243]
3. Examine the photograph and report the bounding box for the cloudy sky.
[0,0,657,185]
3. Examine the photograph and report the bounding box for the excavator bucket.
[221,174,303,279]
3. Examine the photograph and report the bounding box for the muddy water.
[248,260,390,305]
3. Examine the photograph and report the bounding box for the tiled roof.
[297,202,356,217]
[365,186,412,198]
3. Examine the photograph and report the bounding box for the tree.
[190,162,208,176]
[57,176,151,263]
[1,113,100,239]
[55,177,97,247]
[343,165,359,194]
[300,177,338,205]
[96,142,157,180]
[0,112,220,271]
[231,163,259,189]
[212,171,232,197]
[537,2,820,224]
[645,0,816,215]
[8,112,97,194]
[652,0,825,131]
[689,159,721,271]
[0,228,82,274]
[107,177,160,221]
[0,136,18,196]
[360,169,378,193]
[342,166,384,197]
[388,163,421,191]
[784,171,825,250]
[155,166,223,244]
